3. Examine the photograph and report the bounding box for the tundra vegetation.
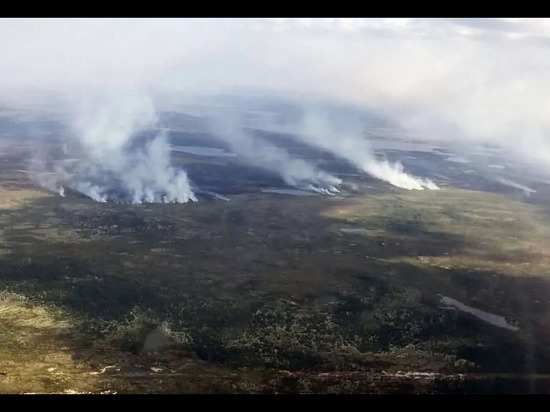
[1,173,550,393]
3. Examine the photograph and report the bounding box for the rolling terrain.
[1,109,550,393]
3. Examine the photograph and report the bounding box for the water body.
[314,294,340,304]
[14,169,56,175]
[262,188,318,196]
[445,156,471,164]
[496,177,536,194]
[340,227,371,234]
[171,145,236,158]
[440,295,519,331]
[211,193,231,201]
[472,145,506,155]
[368,139,442,153]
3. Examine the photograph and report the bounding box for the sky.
[2,18,550,163]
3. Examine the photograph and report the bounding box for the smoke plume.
[4,19,550,189]
[296,108,439,190]
[235,103,439,191]
[206,111,342,194]
[35,92,197,203]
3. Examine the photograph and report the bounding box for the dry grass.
[0,291,100,394]
[0,187,49,211]
[322,187,550,277]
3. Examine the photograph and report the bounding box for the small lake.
[440,295,519,331]
[340,227,372,235]
[445,156,471,164]
[262,188,319,196]
[171,145,236,158]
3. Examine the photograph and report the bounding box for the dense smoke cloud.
[295,107,439,190]
[33,92,196,203]
[211,102,439,190]
[3,18,550,192]
[206,111,342,194]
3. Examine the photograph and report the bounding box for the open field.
[1,108,550,393]
[1,176,550,392]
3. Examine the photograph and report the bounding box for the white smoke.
[360,160,439,190]
[206,111,342,194]
[74,181,107,202]
[25,153,66,196]
[38,92,197,204]
[6,19,550,189]
[289,107,439,191]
